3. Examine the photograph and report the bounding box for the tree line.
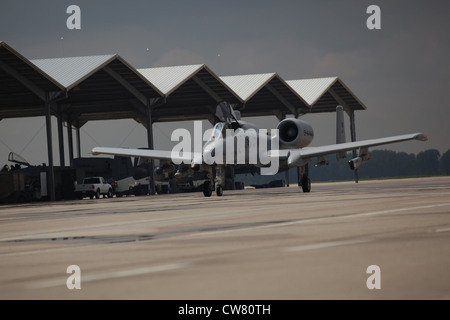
[237,149,450,185]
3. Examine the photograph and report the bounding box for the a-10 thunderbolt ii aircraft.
[92,101,427,197]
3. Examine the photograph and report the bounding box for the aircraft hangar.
[0,41,366,201]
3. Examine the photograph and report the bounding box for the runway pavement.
[0,176,449,300]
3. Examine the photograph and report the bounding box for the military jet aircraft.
[92,101,427,197]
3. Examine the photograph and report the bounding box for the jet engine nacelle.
[348,154,370,170]
[277,118,314,149]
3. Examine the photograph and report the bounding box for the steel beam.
[67,117,74,167]
[44,93,55,201]
[147,97,156,195]
[0,60,46,101]
[76,126,81,158]
[103,66,147,106]
[57,104,65,167]
[329,88,351,115]
[192,76,222,103]
[266,83,297,117]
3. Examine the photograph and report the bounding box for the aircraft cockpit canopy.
[211,122,225,140]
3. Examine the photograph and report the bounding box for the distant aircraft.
[92,102,427,197]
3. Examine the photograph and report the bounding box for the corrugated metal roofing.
[287,77,366,112]
[219,73,310,117]
[0,41,65,92]
[31,54,116,90]
[2,40,365,124]
[286,77,338,106]
[27,53,164,124]
[136,64,243,122]
[138,64,204,96]
[220,73,277,102]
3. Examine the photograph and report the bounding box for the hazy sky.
[1,0,449,166]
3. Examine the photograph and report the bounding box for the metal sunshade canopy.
[0,41,65,118]
[220,73,310,119]
[31,54,164,127]
[286,77,367,113]
[138,64,243,122]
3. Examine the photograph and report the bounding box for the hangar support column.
[146,98,156,195]
[66,117,74,167]
[57,105,65,167]
[44,93,55,201]
[76,126,81,158]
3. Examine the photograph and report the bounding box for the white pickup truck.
[74,177,113,199]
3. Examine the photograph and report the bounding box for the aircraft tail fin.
[336,106,347,161]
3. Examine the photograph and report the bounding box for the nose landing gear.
[203,166,224,197]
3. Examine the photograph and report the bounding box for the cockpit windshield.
[210,122,224,140]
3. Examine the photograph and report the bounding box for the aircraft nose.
[203,141,219,163]
[203,147,215,159]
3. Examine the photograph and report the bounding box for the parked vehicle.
[74,177,113,199]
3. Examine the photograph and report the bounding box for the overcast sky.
[1,0,449,166]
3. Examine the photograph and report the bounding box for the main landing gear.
[298,164,311,193]
[202,180,224,197]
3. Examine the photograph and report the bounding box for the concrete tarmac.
[0,176,449,300]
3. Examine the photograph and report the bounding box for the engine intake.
[277,118,314,149]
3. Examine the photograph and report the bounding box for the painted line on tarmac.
[285,239,372,252]
[182,202,450,239]
[5,203,450,257]
[340,203,450,219]
[0,207,264,242]
[29,262,190,289]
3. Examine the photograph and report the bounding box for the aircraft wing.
[91,147,198,164]
[280,133,427,167]
[93,133,426,167]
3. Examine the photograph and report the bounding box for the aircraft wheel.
[95,189,100,199]
[203,181,212,197]
[107,188,113,198]
[301,177,311,193]
[216,185,223,196]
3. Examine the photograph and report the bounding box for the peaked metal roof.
[287,77,367,112]
[220,73,310,118]
[29,54,164,126]
[286,77,338,106]
[138,64,243,122]
[1,40,367,126]
[0,41,65,117]
[31,54,116,90]
[138,64,205,96]
[220,73,276,101]
[31,54,163,96]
